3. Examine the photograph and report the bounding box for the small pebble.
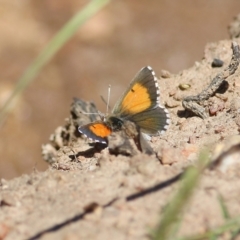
[211,58,224,68]
[165,100,179,108]
[209,104,219,116]
[160,69,171,78]
[1,193,18,207]
[215,93,228,101]
[233,80,240,88]
[179,83,191,90]
[161,147,180,165]
[214,125,225,134]
[188,136,196,144]
[169,90,176,96]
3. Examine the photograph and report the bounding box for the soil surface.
[1,1,240,179]
[1,36,240,240]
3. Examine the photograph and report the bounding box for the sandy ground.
[1,32,240,240]
[1,1,240,179]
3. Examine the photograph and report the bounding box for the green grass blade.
[218,194,230,220]
[209,235,218,240]
[176,216,240,240]
[0,0,110,124]
[152,150,209,240]
[217,194,240,239]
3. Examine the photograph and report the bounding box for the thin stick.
[182,41,240,118]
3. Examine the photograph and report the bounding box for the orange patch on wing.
[89,123,112,138]
[121,83,151,113]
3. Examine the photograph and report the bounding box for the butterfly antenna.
[79,111,99,115]
[106,84,111,115]
[101,95,112,110]
[100,95,107,106]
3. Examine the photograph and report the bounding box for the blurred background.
[0,0,239,179]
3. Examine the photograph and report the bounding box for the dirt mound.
[1,34,240,240]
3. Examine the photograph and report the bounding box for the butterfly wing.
[78,121,112,144]
[127,105,170,135]
[112,66,170,134]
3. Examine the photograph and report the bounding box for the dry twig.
[182,41,240,118]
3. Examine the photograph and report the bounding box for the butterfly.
[78,66,170,147]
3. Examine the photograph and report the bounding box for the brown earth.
[1,1,240,179]
[1,32,240,239]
